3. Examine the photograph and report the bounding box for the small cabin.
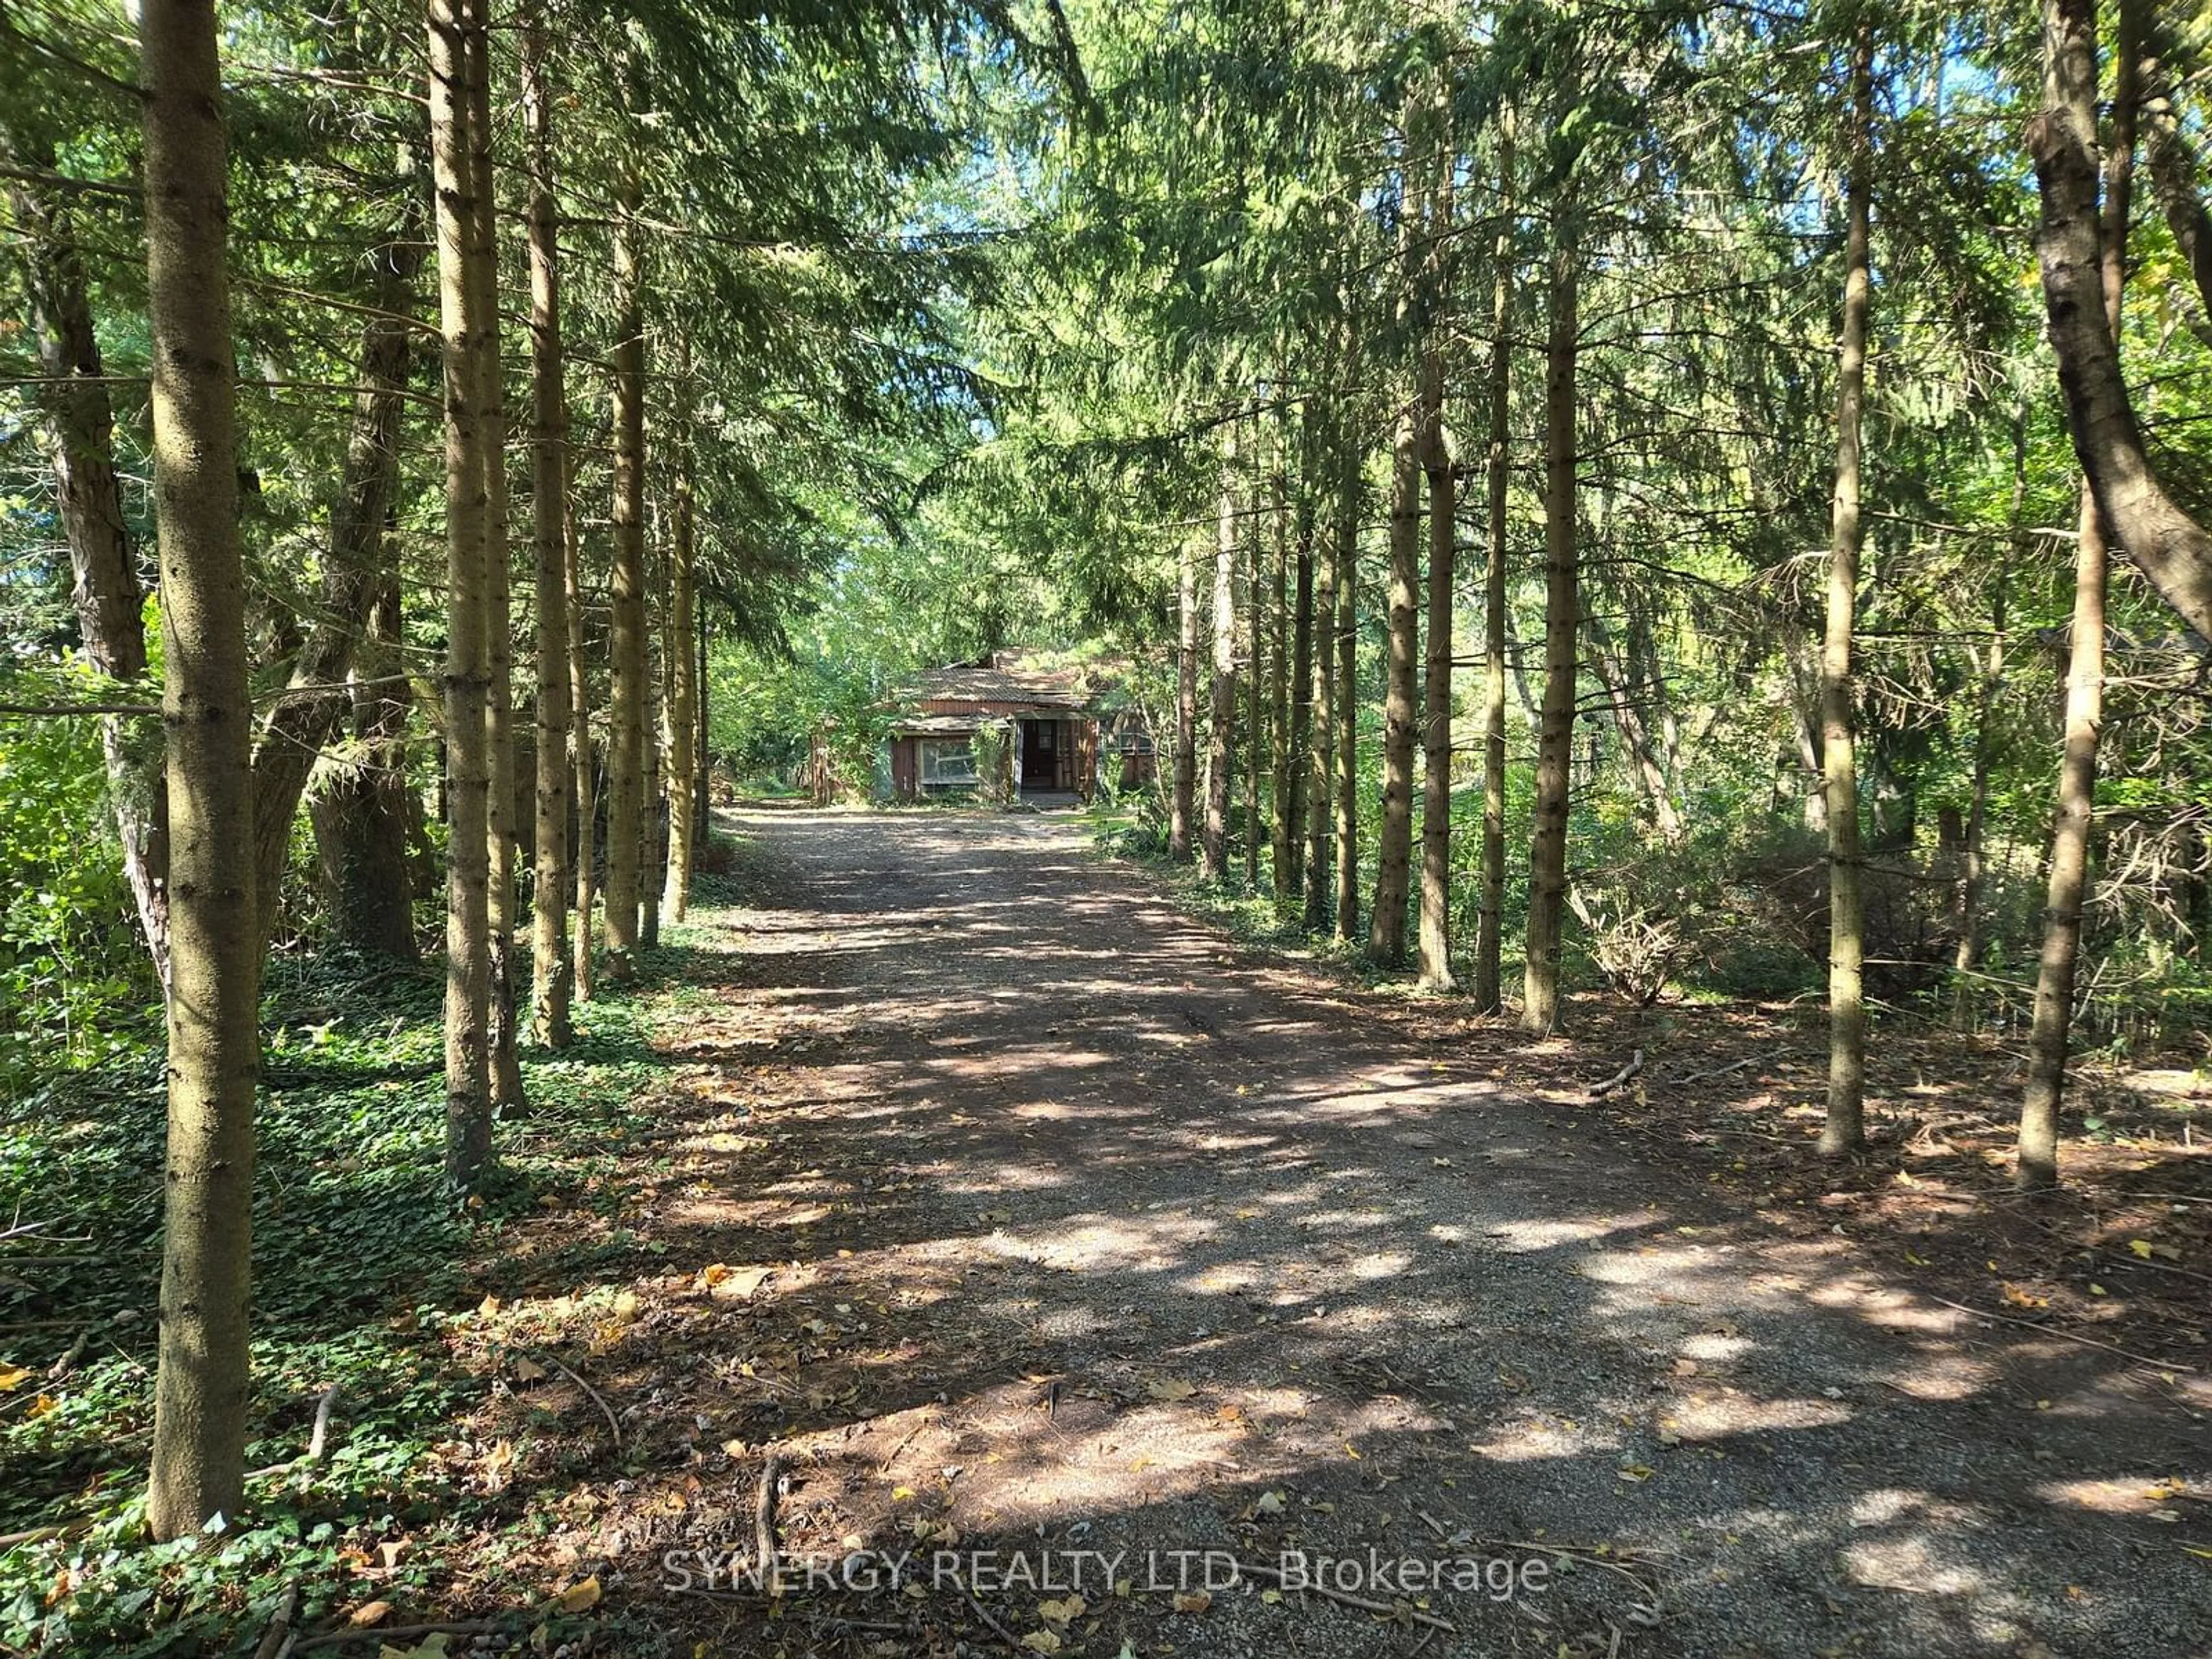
[879,652,1152,805]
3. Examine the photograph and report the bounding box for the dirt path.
[532,808,2211,1658]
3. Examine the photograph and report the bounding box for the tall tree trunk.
[1171,532,1198,861]
[1476,127,1514,1014]
[1416,108,1457,993]
[1588,614,1684,842]
[141,0,257,1543]
[433,0,493,1184]
[1244,435,1264,892]
[2028,0,2212,647]
[1287,487,1315,906]
[641,571,664,950]
[663,355,699,923]
[1305,440,1336,928]
[1952,587,2005,1032]
[1522,204,1578,1035]
[1370,396,1421,966]
[313,569,416,958]
[2021,0,2135,1190]
[567,505,597,1003]
[1955,422,2025,1032]
[1818,21,1875,1158]
[604,179,649,976]
[465,11,524,1112]
[524,15,571,1046]
[1271,449,1296,897]
[249,224,425,945]
[1333,414,1362,943]
[5,132,169,986]
[1203,421,1238,882]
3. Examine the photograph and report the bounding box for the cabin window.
[919,739,978,785]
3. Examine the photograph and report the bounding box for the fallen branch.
[251,1584,300,1659]
[296,1621,494,1650]
[1588,1048,1645,1101]
[755,1451,785,1586]
[45,1329,91,1381]
[1925,1295,2198,1372]
[537,1352,621,1449]
[1232,1559,1457,1633]
[245,1384,343,1480]
[940,1566,1021,1652]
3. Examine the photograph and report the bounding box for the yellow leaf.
[1903,1251,1928,1267]
[350,1600,395,1628]
[1018,1633,1062,1654]
[476,1294,502,1318]
[1344,1442,1362,1460]
[892,1486,916,1501]
[1261,1588,1282,1604]
[0,1363,31,1392]
[1172,1590,1211,1614]
[612,1291,641,1321]
[2129,1239,2155,1260]
[2089,1283,2108,1296]
[1037,1596,1086,1623]
[1146,1377,1196,1402]
[555,1575,603,1612]
[24,1393,56,1419]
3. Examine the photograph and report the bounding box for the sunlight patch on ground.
[1664,1392,1853,1438]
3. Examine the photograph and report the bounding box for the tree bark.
[313,569,416,959]
[1522,203,1578,1035]
[2021,0,2135,1190]
[524,14,572,1046]
[140,0,259,1543]
[1171,529,1198,862]
[1287,485,1315,907]
[1245,433,1264,892]
[1305,412,1337,930]
[1270,448,1296,898]
[462,9,524,1112]
[1203,421,1238,882]
[604,177,649,976]
[1476,125,1514,1015]
[1954,424,2023,1032]
[2137,16,2212,328]
[1818,22,1875,1159]
[662,354,699,923]
[5,131,169,987]
[2028,0,2212,647]
[1370,395,1421,966]
[1416,106,1457,993]
[1333,404,1362,944]
[567,499,597,1003]
[641,558,664,950]
[432,0,493,1184]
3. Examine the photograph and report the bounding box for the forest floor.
[430,805,2212,1659]
[9,805,2212,1658]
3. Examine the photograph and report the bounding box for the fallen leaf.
[513,1357,548,1382]
[2129,1240,2155,1260]
[1172,1590,1211,1614]
[1146,1377,1196,1402]
[0,1364,31,1392]
[1255,1490,1287,1516]
[555,1575,602,1612]
[1618,1464,1655,1483]
[476,1294,502,1318]
[1017,1631,1062,1653]
[350,1600,394,1628]
[1037,1596,1086,1623]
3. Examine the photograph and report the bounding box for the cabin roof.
[891,650,1092,713]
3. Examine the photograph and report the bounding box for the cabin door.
[1020,718,1057,793]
